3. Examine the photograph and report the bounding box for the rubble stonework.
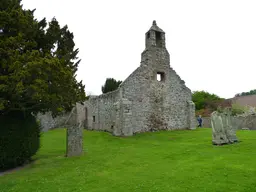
[80,21,196,136]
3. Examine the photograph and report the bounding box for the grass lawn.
[1,128,256,192]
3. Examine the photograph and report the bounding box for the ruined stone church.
[80,21,196,136]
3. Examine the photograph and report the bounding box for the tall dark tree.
[101,78,122,94]
[0,0,86,170]
[0,0,85,116]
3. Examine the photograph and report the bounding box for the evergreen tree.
[101,78,122,94]
[0,0,86,116]
[0,0,86,170]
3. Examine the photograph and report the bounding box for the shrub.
[216,104,246,116]
[0,111,40,171]
[231,104,246,116]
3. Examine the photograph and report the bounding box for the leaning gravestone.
[221,109,238,143]
[211,108,238,145]
[211,111,229,145]
[65,104,84,157]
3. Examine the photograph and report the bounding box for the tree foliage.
[235,89,256,97]
[192,91,223,111]
[101,78,122,94]
[217,103,247,116]
[0,0,86,117]
[0,0,86,169]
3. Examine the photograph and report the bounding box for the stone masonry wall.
[201,116,256,130]
[116,46,193,133]
[113,98,133,136]
[36,112,70,132]
[36,103,89,132]
[82,90,120,132]
[80,48,194,135]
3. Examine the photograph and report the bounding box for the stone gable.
[80,21,196,136]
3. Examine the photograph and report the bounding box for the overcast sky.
[22,0,256,99]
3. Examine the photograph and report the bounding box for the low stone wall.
[38,114,256,132]
[36,112,71,132]
[201,117,211,128]
[232,115,256,130]
[200,116,256,130]
[38,114,206,132]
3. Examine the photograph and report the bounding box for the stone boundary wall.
[201,117,211,128]
[36,112,72,132]
[38,114,256,132]
[200,116,256,130]
[38,112,199,132]
[38,111,197,133]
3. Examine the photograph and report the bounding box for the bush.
[0,111,41,171]
[231,104,246,116]
[216,104,246,116]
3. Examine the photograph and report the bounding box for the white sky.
[21,0,256,99]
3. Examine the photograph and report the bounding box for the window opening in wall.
[155,31,161,47]
[147,32,150,39]
[84,107,88,127]
[93,116,95,122]
[157,72,165,82]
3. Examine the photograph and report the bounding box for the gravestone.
[65,104,84,157]
[221,109,238,143]
[187,101,196,129]
[211,108,238,145]
[66,125,83,157]
[211,111,229,145]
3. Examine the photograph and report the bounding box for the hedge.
[0,111,40,171]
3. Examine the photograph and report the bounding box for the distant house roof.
[231,95,256,107]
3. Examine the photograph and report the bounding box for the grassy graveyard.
[1,128,256,192]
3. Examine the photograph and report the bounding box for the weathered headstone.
[211,111,229,145]
[65,104,84,157]
[211,108,238,145]
[66,125,83,157]
[221,108,238,143]
[187,101,196,130]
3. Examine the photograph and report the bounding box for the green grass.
[1,128,256,192]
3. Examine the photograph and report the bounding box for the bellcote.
[145,20,166,48]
